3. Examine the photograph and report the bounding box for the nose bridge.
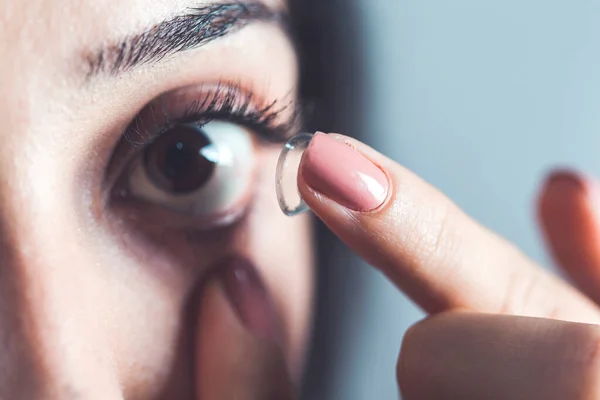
[0,182,122,399]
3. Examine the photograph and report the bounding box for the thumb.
[195,258,295,400]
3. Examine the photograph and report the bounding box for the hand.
[194,263,295,400]
[298,133,600,399]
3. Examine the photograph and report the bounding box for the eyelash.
[123,82,300,149]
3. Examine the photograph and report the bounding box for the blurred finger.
[398,312,600,400]
[195,258,295,400]
[539,170,600,305]
[298,133,600,322]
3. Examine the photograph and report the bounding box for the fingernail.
[301,133,389,212]
[547,169,586,190]
[220,257,284,345]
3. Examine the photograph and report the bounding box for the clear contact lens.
[276,133,313,216]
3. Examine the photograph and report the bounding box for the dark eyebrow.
[84,2,287,79]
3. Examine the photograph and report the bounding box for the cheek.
[84,146,313,397]
[86,211,251,397]
[84,234,196,398]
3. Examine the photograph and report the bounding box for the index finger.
[297,133,600,323]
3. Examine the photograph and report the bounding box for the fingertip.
[195,265,295,400]
[538,169,591,226]
[540,168,594,200]
[299,133,389,213]
[537,168,600,305]
[537,169,592,255]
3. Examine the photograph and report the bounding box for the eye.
[107,83,298,227]
[126,120,255,217]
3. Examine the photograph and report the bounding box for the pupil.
[144,123,217,194]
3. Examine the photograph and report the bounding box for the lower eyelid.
[111,196,252,231]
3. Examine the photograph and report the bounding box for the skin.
[0,0,312,398]
[4,0,596,398]
[298,134,600,399]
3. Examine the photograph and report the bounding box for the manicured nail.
[301,133,389,212]
[547,169,585,187]
[220,257,283,345]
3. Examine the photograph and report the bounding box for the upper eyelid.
[125,83,301,147]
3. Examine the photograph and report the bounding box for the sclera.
[275,133,313,216]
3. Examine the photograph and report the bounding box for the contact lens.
[276,133,313,216]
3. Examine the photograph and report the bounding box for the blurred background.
[292,1,600,398]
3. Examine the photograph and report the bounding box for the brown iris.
[143,123,217,194]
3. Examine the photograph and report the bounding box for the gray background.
[295,1,600,399]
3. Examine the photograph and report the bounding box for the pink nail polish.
[301,133,389,212]
[220,257,283,345]
[546,169,589,191]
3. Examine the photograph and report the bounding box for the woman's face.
[0,0,313,398]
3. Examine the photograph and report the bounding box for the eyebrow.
[84,2,287,79]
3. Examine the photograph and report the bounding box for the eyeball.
[276,132,313,216]
[127,120,254,217]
